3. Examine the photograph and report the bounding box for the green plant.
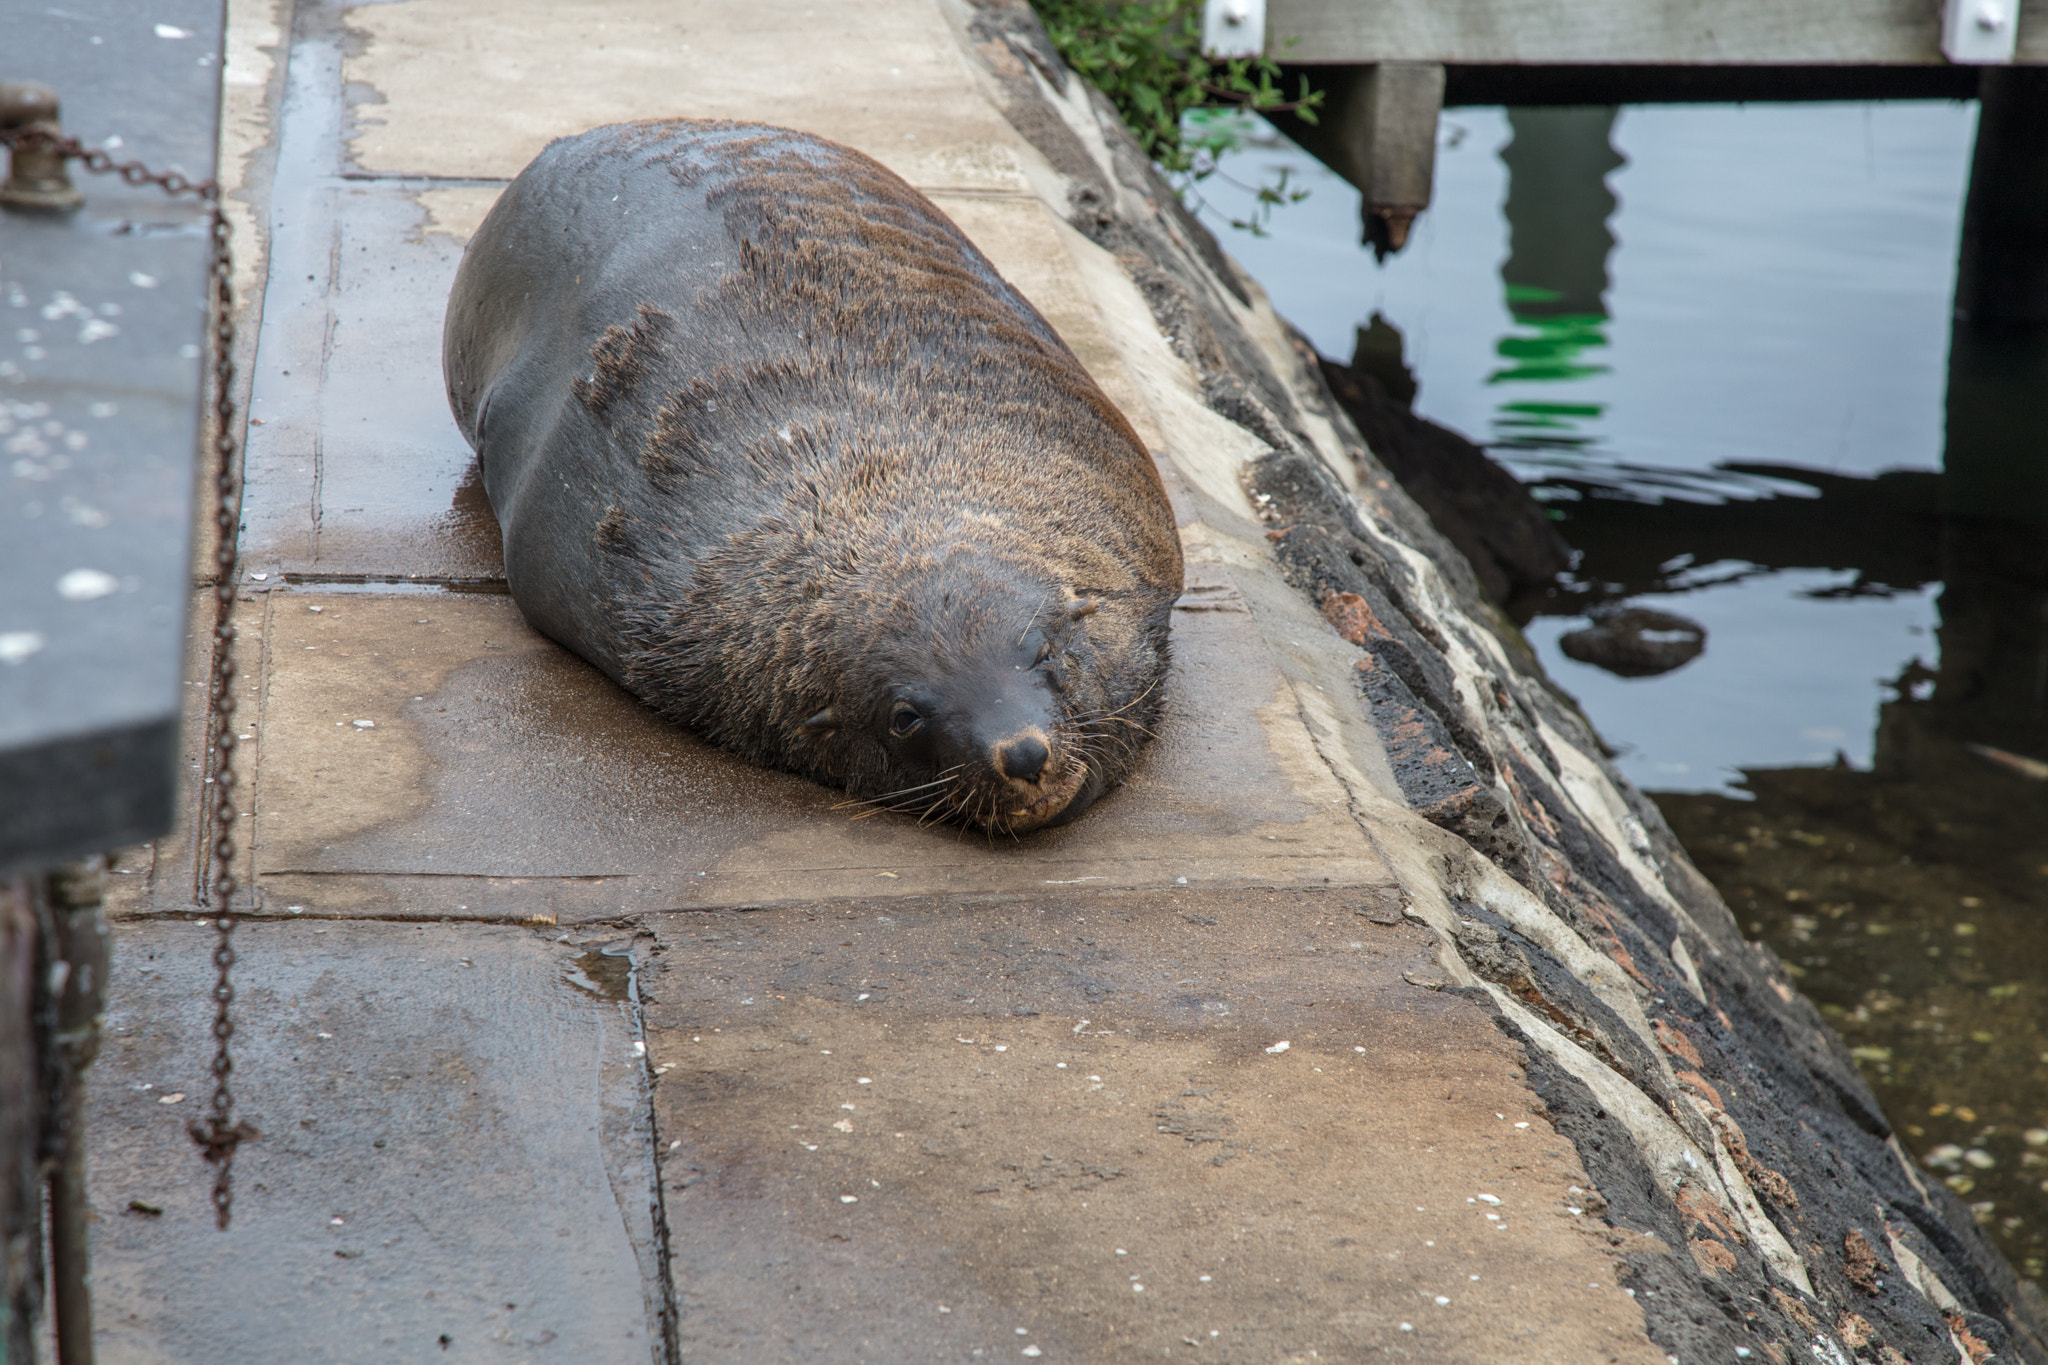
[1031,0,1320,231]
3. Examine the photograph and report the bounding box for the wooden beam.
[1269,62,1444,253]
[1425,62,1984,104]
[1266,0,2048,66]
[1956,67,2048,324]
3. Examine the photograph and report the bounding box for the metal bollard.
[0,80,84,212]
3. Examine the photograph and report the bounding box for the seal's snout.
[997,732,1051,784]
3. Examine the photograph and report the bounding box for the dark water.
[1192,102,2048,1279]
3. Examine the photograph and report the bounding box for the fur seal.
[443,119,1182,833]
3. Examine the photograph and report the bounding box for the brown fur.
[447,120,1182,831]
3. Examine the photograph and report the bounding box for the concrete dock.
[73,1,2046,1362]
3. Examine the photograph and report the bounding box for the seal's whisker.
[846,781,964,822]
[947,791,976,840]
[1081,714,1159,742]
[1079,709,1157,730]
[845,796,944,820]
[833,767,965,811]
[1018,590,1056,648]
[1076,678,1164,725]
[944,780,988,829]
[838,786,945,814]
[839,785,950,818]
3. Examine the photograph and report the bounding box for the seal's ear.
[799,708,838,736]
[1067,598,1100,620]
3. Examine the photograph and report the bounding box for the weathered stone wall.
[950,5,2048,1359]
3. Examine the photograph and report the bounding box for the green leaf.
[1029,0,1320,232]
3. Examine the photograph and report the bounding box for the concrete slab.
[251,181,498,581]
[86,918,666,1363]
[238,588,1389,921]
[343,0,1028,192]
[102,584,264,924]
[641,890,1663,1364]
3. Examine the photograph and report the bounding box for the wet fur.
[444,120,1182,829]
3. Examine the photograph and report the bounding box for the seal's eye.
[889,703,924,738]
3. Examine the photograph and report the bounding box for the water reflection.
[1491,108,1621,453]
[1657,326,2048,1260]
[1191,93,2048,1279]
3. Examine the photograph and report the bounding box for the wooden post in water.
[1955,67,2048,327]
[1931,68,2048,764]
[1271,61,1444,255]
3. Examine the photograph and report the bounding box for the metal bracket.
[1202,0,1267,60]
[1943,0,2023,63]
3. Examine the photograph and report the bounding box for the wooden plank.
[1267,0,2048,65]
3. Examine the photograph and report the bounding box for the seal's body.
[443,120,1181,832]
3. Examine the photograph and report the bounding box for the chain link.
[3,125,255,1228]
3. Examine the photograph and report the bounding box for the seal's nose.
[998,733,1050,784]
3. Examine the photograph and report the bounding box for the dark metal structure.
[0,5,224,874]
[1,3,227,1361]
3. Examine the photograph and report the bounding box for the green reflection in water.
[1496,397,1607,450]
[1491,290,1611,389]
[1489,108,1623,454]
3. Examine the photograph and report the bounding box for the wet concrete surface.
[240,588,1386,920]
[86,920,662,1364]
[75,0,1690,1358]
[642,889,1662,1363]
[237,42,504,584]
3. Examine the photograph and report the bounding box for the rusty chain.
[2,125,255,1229]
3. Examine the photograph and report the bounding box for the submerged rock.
[1560,605,1708,677]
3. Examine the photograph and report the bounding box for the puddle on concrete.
[1196,100,2048,1280]
[563,944,635,1001]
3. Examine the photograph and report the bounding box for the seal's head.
[610,490,1175,836]
[802,564,1164,834]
